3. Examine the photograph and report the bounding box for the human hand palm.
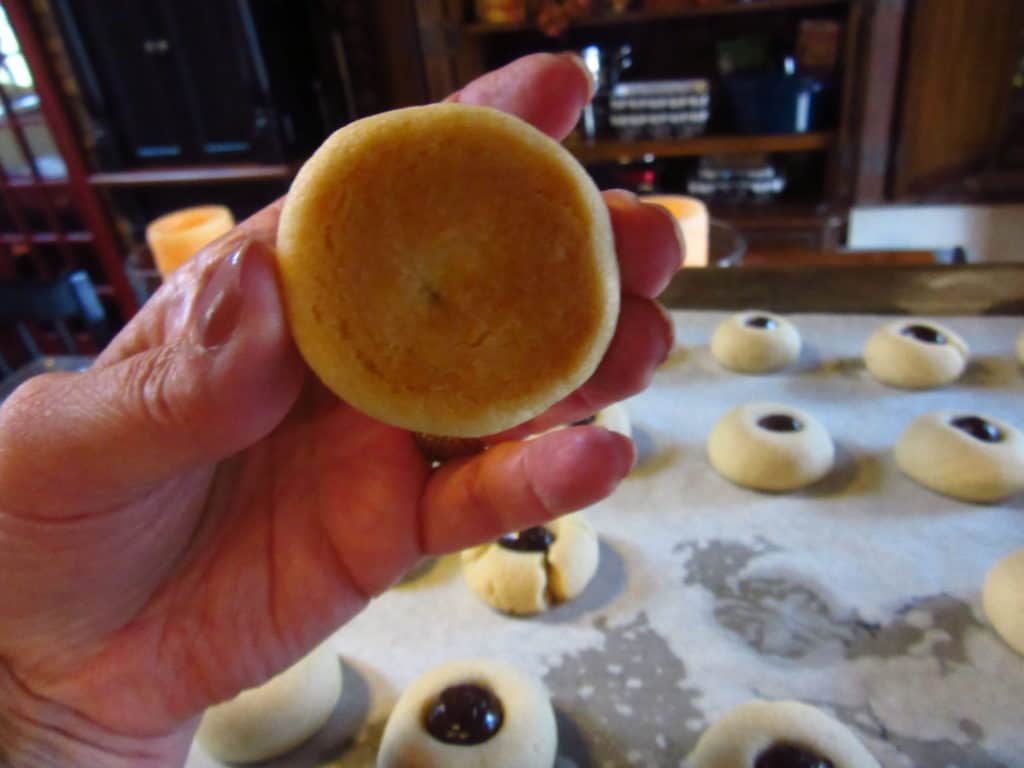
[0,54,680,768]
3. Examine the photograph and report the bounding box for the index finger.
[447,52,594,140]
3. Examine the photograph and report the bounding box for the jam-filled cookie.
[377,659,557,768]
[895,411,1024,503]
[708,403,834,492]
[984,547,1024,657]
[687,700,879,768]
[711,311,801,374]
[277,103,619,438]
[462,512,599,616]
[864,320,969,389]
[195,644,342,764]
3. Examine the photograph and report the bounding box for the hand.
[0,54,681,767]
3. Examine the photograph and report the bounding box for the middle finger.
[605,189,685,298]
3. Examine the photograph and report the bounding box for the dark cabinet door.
[56,0,281,166]
[157,0,276,161]
[59,0,191,163]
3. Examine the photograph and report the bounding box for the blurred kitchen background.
[0,0,1021,369]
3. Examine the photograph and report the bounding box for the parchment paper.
[186,312,1024,768]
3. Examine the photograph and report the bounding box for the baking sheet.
[186,312,1024,768]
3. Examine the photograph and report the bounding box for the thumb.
[0,240,305,514]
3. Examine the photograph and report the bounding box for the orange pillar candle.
[641,195,709,268]
[146,205,235,277]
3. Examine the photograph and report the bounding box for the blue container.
[725,73,827,134]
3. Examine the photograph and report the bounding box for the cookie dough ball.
[462,512,599,615]
[895,411,1024,503]
[984,548,1024,657]
[572,402,632,439]
[195,645,342,764]
[708,403,834,492]
[687,700,879,768]
[277,103,619,438]
[864,320,969,389]
[377,659,557,768]
[710,311,801,374]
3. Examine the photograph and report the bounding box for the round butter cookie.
[461,512,599,615]
[687,700,879,768]
[708,402,834,492]
[196,644,342,764]
[710,311,801,374]
[377,659,556,768]
[984,547,1024,657]
[894,411,1024,502]
[277,103,619,437]
[863,320,968,389]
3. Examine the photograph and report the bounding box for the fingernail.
[561,52,596,100]
[606,428,638,472]
[192,243,248,350]
[605,188,642,207]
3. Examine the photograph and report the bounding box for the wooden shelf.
[465,0,847,34]
[0,231,93,246]
[5,176,71,189]
[0,109,48,130]
[660,264,1024,315]
[710,201,839,222]
[740,246,945,267]
[705,201,845,250]
[565,132,833,163]
[89,163,295,188]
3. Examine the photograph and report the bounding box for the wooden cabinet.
[412,0,903,250]
[891,0,1024,201]
[52,0,347,169]
[414,0,1024,210]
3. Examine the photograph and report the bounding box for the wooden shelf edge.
[4,176,71,189]
[711,202,843,224]
[566,132,833,162]
[0,231,93,246]
[465,0,847,34]
[659,263,1024,315]
[89,163,296,187]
